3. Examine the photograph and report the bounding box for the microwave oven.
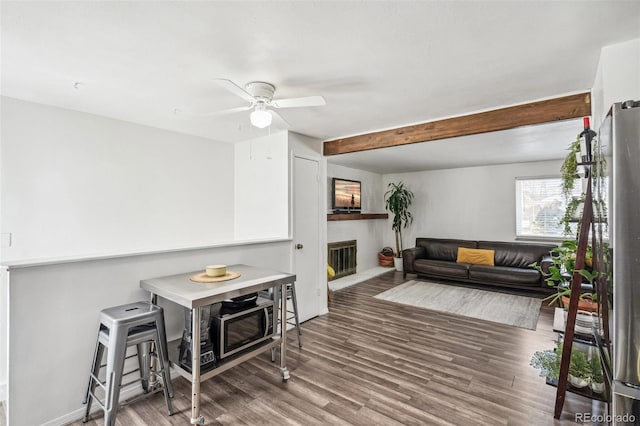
[213,299,274,360]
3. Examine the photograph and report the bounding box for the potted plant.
[559,135,586,237]
[589,353,605,393]
[568,350,590,388]
[561,195,585,235]
[530,342,592,389]
[384,182,414,271]
[530,240,597,311]
[530,344,561,381]
[560,135,581,198]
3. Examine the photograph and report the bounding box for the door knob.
[295,244,304,249]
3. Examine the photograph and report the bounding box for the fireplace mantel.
[327,213,388,221]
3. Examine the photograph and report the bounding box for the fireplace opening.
[328,240,357,280]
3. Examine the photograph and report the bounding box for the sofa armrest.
[402,246,426,275]
[540,255,554,275]
[538,254,555,287]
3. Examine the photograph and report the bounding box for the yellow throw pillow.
[327,265,336,279]
[456,247,495,266]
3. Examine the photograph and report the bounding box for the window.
[515,177,609,239]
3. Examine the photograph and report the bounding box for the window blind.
[515,177,608,239]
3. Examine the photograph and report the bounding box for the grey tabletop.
[140,264,296,308]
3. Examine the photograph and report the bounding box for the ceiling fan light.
[250,109,272,128]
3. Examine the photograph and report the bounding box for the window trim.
[515,175,580,239]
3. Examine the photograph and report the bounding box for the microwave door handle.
[263,307,268,337]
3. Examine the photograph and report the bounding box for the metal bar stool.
[82,302,174,425]
[275,282,302,347]
[260,282,302,362]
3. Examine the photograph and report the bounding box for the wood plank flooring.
[69,271,603,425]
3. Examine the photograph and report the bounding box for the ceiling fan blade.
[213,78,255,103]
[271,95,326,109]
[174,104,252,117]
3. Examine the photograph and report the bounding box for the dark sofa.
[402,238,556,291]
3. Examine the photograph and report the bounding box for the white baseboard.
[329,266,393,291]
[39,383,145,426]
[38,369,179,426]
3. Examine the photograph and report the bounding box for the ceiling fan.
[183,79,326,129]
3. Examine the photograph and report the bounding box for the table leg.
[148,293,158,389]
[191,307,204,425]
[279,283,290,381]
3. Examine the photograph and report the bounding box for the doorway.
[293,155,322,322]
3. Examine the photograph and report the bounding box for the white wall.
[1,97,235,263]
[591,38,640,128]
[327,164,386,271]
[234,132,289,240]
[0,267,7,403]
[0,98,320,425]
[6,241,291,426]
[0,95,5,404]
[382,160,564,249]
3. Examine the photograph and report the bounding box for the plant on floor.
[384,182,414,258]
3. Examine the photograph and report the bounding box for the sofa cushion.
[477,241,556,268]
[468,264,541,286]
[415,259,470,279]
[416,238,477,262]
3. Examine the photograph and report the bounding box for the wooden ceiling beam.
[323,92,591,156]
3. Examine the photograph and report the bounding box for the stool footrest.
[88,390,105,410]
[121,367,168,388]
[89,373,106,391]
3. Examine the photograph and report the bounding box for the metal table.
[140,264,296,425]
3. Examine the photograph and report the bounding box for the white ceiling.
[2,1,639,173]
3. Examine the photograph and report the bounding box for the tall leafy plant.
[384,182,414,258]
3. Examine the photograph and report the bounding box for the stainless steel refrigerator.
[606,100,640,425]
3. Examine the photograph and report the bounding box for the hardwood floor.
[70,271,603,425]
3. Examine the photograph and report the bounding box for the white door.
[293,155,321,322]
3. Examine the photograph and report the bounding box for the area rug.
[374,280,542,330]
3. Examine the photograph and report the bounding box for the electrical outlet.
[0,233,11,248]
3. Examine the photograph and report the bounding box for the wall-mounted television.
[332,178,361,211]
